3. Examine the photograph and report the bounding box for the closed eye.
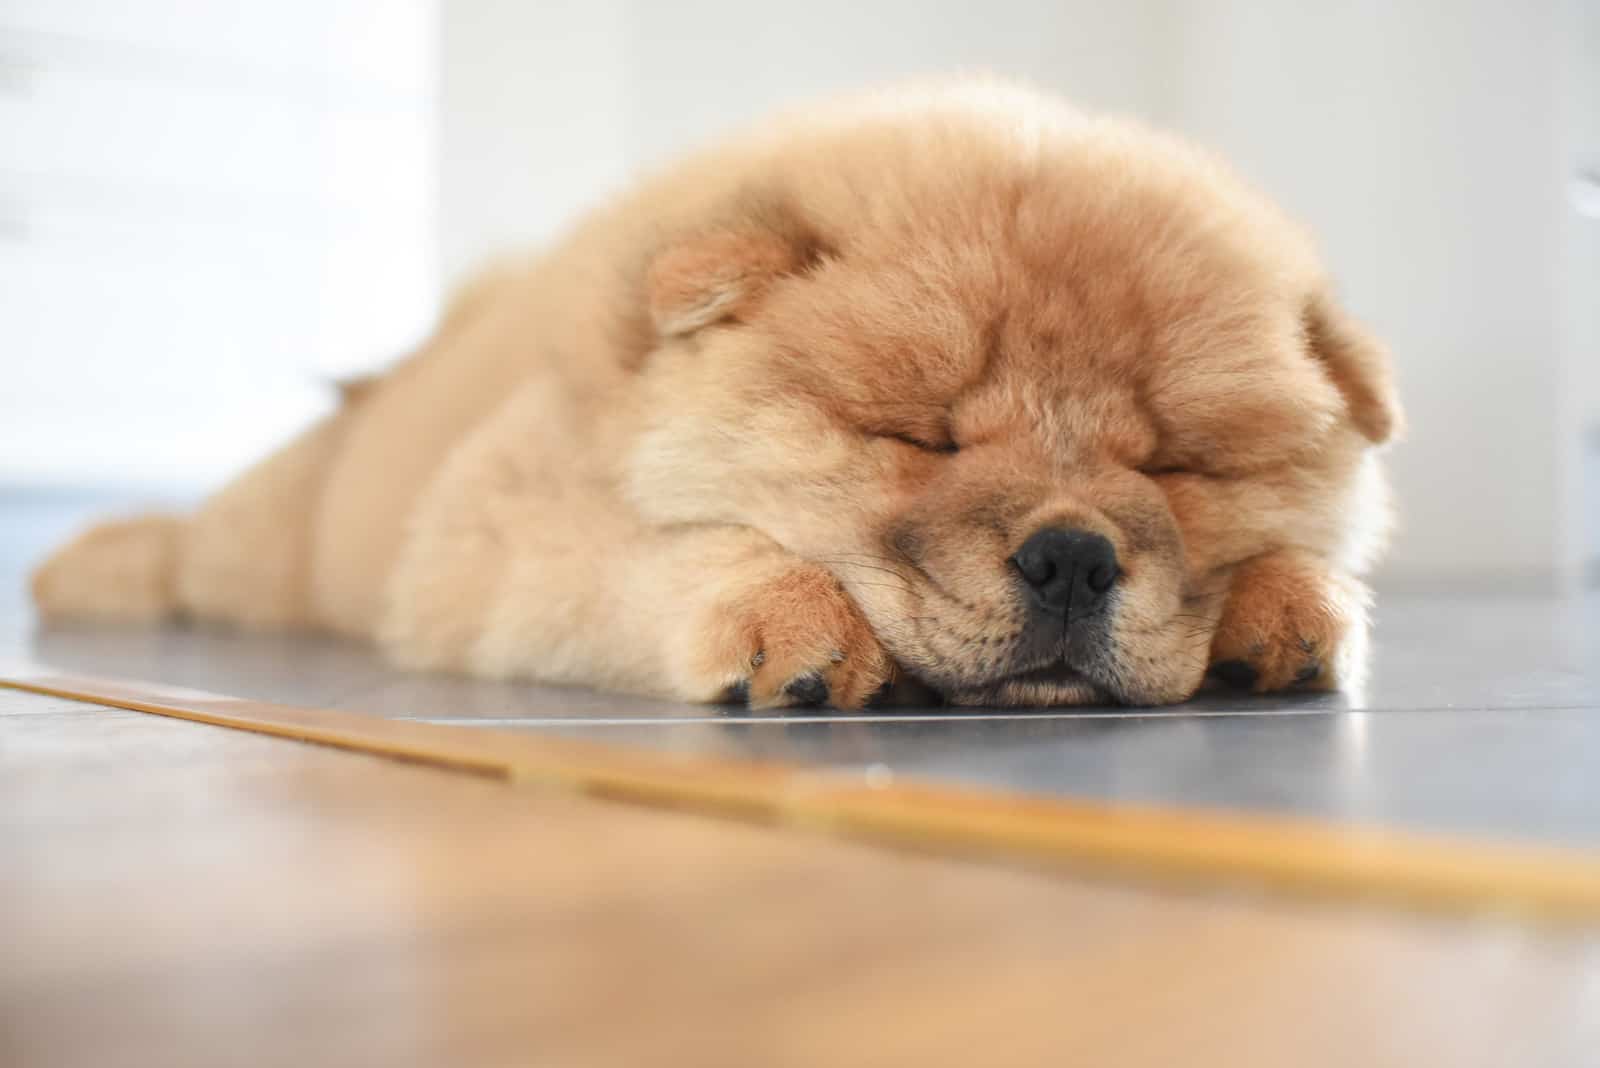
[1139,463,1231,482]
[880,430,959,455]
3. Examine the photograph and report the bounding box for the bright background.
[1,0,1596,595]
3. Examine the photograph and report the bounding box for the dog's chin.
[874,639,1121,708]
[941,663,1111,708]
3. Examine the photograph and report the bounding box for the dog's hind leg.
[30,513,188,625]
[175,412,355,630]
[32,408,353,631]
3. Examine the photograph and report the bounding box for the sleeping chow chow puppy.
[33,81,1401,710]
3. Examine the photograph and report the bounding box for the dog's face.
[628,127,1399,705]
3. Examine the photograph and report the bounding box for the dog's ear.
[1304,291,1404,444]
[646,205,829,337]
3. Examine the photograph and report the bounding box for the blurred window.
[0,0,438,490]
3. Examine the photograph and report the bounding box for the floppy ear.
[646,205,829,337]
[646,230,795,336]
[1304,291,1404,444]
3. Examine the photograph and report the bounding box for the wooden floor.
[5,689,1598,1068]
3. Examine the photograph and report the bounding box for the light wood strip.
[5,662,1600,921]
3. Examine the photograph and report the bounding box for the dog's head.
[627,105,1400,705]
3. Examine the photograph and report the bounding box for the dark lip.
[888,659,1110,707]
[1003,660,1090,686]
[996,658,1119,705]
[936,660,1113,708]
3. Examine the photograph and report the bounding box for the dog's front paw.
[678,564,894,710]
[1207,552,1369,694]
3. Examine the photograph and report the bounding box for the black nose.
[1010,527,1119,616]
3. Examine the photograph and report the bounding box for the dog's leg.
[385,514,894,709]
[651,535,898,708]
[379,396,894,709]
[1206,550,1371,694]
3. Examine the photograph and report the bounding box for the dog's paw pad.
[685,563,893,710]
[1208,553,1366,695]
[781,670,829,707]
[1207,659,1260,690]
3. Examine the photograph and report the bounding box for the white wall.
[438,0,1171,276]
[438,0,1597,591]
[437,0,628,284]
[621,1,1172,166]
[1575,0,1600,419]
[1166,0,1587,590]
[1567,0,1600,575]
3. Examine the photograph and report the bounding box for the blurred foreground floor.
[4,690,1598,1068]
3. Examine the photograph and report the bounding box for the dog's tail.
[31,514,189,625]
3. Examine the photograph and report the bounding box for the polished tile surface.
[12,597,1596,849]
[6,491,1599,850]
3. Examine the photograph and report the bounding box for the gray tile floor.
[4,491,1598,849]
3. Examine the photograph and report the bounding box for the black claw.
[1293,662,1321,685]
[1208,659,1259,690]
[782,671,830,707]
